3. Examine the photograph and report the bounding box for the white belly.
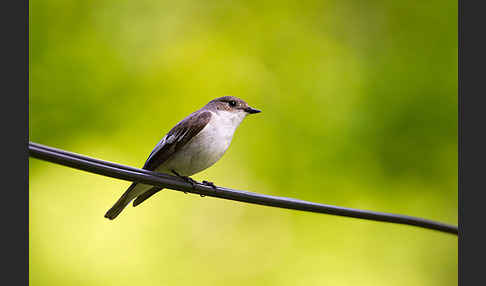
[156,111,243,176]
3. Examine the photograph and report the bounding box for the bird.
[104,96,261,220]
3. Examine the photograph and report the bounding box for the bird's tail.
[132,187,163,207]
[104,183,149,220]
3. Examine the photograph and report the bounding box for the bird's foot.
[184,176,199,187]
[172,170,198,192]
[202,180,217,189]
[200,180,217,197]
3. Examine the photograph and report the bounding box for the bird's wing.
[142,110,212,171]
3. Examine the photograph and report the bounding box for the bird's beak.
[245,106,262,114]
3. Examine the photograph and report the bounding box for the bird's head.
[206,96,261,118]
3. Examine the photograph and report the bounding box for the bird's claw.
[202,180,217,189]
[200,180,216,197]
[171,170,199,191]
[185,177,199,186]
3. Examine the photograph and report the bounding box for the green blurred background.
[29,0,457,285]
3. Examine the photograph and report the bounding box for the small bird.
[104,96,261,220]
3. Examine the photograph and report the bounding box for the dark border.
[458,0,486,285]
[4,0,28,285]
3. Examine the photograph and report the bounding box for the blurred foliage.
[29,0,457,285]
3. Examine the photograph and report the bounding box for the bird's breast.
[197,117,235,154]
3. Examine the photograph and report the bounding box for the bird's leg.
[171,170,208,197]
[171,170,198,193]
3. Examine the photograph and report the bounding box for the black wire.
[28,141,458,235]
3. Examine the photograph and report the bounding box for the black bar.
[28,142,458,235]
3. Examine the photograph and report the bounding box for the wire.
[28,141,458,235]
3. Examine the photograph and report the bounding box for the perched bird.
[104,96,261,220]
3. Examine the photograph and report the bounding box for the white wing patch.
[166,134,177,144]
[158,136,167,145]
[177,130,190,142]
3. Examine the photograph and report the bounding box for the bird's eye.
[229,100,237,107]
